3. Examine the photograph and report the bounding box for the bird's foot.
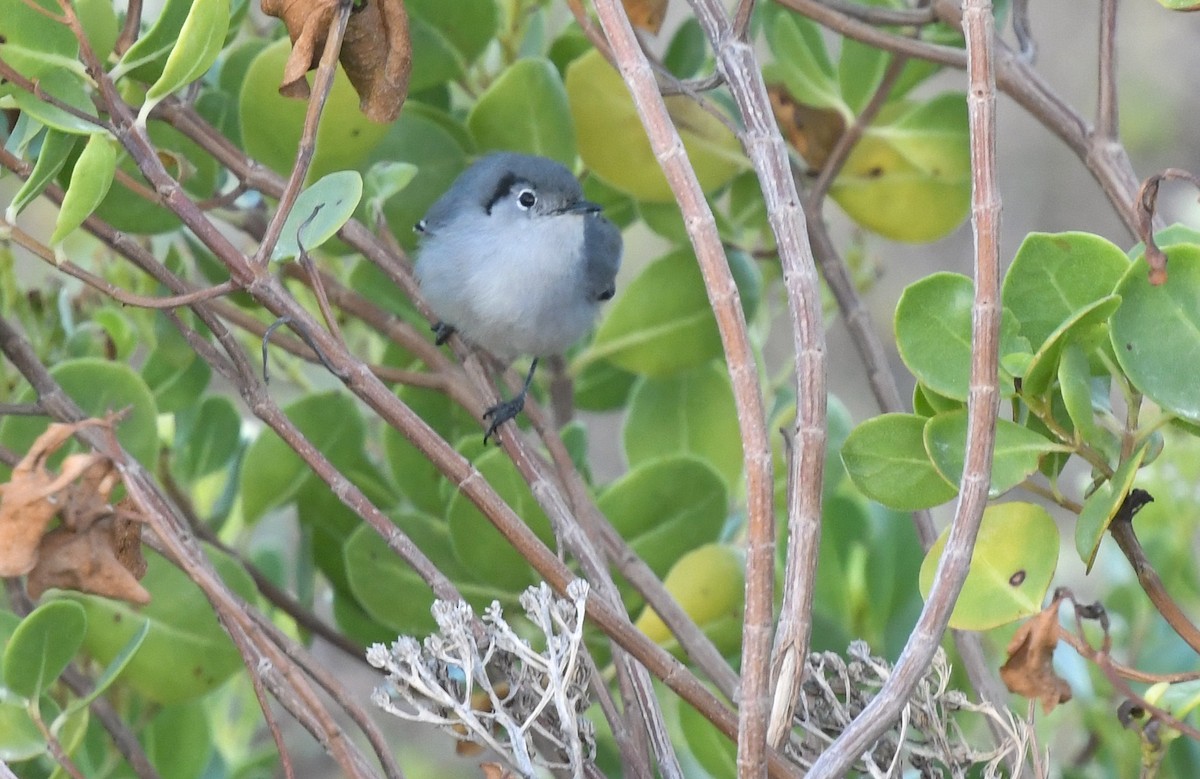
[432,321,455,345]
[482,393,527,445]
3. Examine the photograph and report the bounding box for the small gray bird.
[414,152,623,443]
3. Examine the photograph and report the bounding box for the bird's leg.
[483,358,539,444]
[432,321,456,345]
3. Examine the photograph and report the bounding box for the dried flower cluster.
[789,641,1034,778]
[368,580,594,778]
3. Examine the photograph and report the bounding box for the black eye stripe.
[484,172,520,215]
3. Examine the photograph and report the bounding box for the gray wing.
[583,214,623,302]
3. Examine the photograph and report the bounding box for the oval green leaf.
[841,413,957,510]
[919,502,1059,630]
[7,128,79,222]
[623,364,744,492]
[467,57,575,165]
[1002,231,1128,351]
[1110,247,1200,423]
[597,456,728,609]
[894,272,1023,400]
[271,170,364,261]
[137,0,230,123]
[239,37,391,184]
[0,359,159,477]
[566,49,743,202]
[58,546,255,705]
[447,447,555,592]
[584,249,722,378]
[923,410,1067,499]
[2,600,87,700]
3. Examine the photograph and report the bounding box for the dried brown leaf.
[0,423,107,576]
[1000,598,1072,713]
[767,84,846,170]
[27,514,150,604]
[479,763,517,779]
[262,0,411,122]
[623,0,668,34]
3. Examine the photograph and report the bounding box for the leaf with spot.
[919,502,1059,630]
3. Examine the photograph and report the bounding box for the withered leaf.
[1000,597,1072,713]
[767,84,846,170]
[623,0,669,34]
[0,423,108,577]
[27,515,150,605]
[480,763,518,779]
[261,0,411,122]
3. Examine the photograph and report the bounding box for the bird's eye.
[517,189,537,209]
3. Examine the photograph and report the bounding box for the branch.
[807,0,1003,772]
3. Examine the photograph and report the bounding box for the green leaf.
[841,413,957,510]
[137,0,230,123]
[58,546,256,705]
[365,160,419,210]
[447,447,555,592]
[0,0,78,79]
[663,18,707,78]
[139,702,212,779]
[584,249,721,378]
[382,385,477,516]
[1075,445,1149,572]
[1127,223,1200,259]
[10,69,97,135]
[623,364,744,492]
[839,37,890,115]
[141,321,212,412]
[239,38,391,184]
[676,690,736,779]
[1020,295,1121,401]
[172,396,242,482]
[0,359,159,477]
[567,49,743,202]
[1058,341,1100,445]
[574,359,638,411]
[86,120,222,235]
[468,58,575,165]
[344,513,492,634]
[2,601,87,700]
[74,0,119,61]
[271,170,364,261]
[1002,232,1129,351]
[920,502,1058,630]
[0,699,45,761]
[6,128,79,222]
[1111,246,1200,423]
[64,621,149,715]
[112,0,198,81]
[239,392,379,523]
[406,0,497,92]
[830,94,970,243]
[598,457,727,609]
[894,272,1023,401]
[49,132,117,245]
[762,8,842,111]
[923,410,1067,499]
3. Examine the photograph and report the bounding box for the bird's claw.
[482,395,526,445]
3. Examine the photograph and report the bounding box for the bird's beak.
[559,200,602,215]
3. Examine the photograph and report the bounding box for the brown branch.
[592,3,783,776]
[1108,489,1200,654]
[807,0,1004,773]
